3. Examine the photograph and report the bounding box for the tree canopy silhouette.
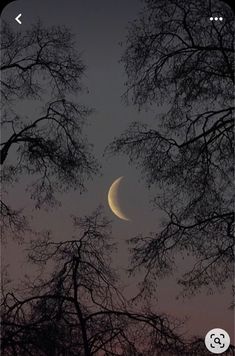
[1,10,234,355]
[108,0,234,295]
[1,22,99,235]
[1,208,190,356]
[3,208,234,355]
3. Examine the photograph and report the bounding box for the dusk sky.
[1,0,234,343]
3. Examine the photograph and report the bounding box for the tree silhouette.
[1,208,189,356]
[1,22,99,236]
[2,209,235,354]
[108,0,234,295]
[1,13,234,355]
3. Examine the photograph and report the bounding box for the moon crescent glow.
[108,177,130,221]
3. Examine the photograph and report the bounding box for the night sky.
[1,0,234,341]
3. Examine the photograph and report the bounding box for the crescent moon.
[108,176,130,221]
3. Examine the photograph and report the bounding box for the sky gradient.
[1,0,234,342]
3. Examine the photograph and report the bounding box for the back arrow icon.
[15,14,22,24]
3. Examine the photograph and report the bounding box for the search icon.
[214,337,221,345]
[205,328,230,354]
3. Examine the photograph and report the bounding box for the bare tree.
[108,0,234,295]
[0,21,99,236]
[1,208,190,356]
